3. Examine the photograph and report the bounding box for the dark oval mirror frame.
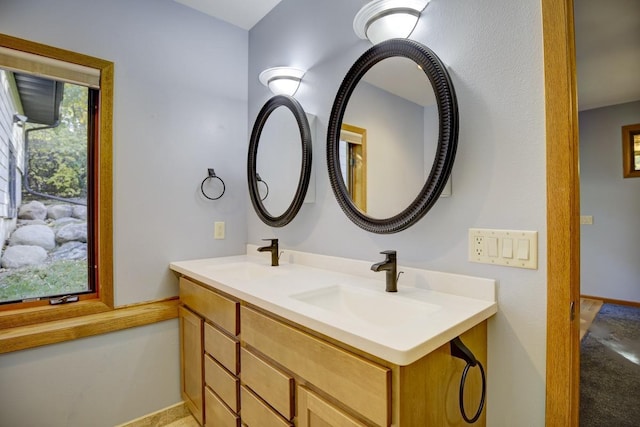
[327,38,459,234]
[248,94,313,227]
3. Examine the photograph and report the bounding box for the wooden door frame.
[542,0,581,425]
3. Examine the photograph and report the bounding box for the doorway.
[574,0,640,425]
[543,0,640,425]
[340,123,367,212]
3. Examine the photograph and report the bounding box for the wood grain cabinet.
[297,386,367,427]
[178,275,487,426]
[179,306,204,425]
[179,277,240,426]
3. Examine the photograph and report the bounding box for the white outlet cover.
[468,228,538,269]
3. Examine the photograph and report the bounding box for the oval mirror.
[327,39,458,234]
[248,95,312,227]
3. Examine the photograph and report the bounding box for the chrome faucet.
[257,238,280,266]
[371,250,398,292]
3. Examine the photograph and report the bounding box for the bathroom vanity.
[171,248,496,426]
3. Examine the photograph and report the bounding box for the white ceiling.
[173,0,282,30]
[174,1,640,112]
[574,0,640,111]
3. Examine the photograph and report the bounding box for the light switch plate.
[214,221,225,239]
[468,228,538,269]
[580,215,593,225]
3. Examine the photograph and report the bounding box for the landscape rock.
[9,224,56,250]
[17,219,47,227]
[72,205,87,220]
[1,245,48,268]
[56,223,87,243]
[51,241,87,261]
[18,201,47,221]
[47,205,74,220]
[53,217,83,228]
[1,200,90,272]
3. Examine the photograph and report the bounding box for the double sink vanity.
[173,33,493,427]
[170,246,496,426]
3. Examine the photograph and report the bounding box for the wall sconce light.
[13,113,28,127]
[259,67,305,96]
[353,0,431,45]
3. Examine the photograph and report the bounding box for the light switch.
[502,238,513,258]
[487,237,498,257]
[214,221,225,239]
[517,239,529,260]
[580,216,593,225]
[468,228,538,269]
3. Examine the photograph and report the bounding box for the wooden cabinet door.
[180,306,204,425]
[297,387,367,427]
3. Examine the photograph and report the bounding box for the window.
[622,123,640,178]
[0,33,113,328]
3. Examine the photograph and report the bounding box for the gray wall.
[0,0,248,425]
[342,81,425,217]
[248,1,547,425]
[0,0,553,425]
[580,100,640,302]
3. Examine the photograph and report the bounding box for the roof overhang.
[13,72,64,125]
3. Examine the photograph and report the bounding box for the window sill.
[0,298,179,354]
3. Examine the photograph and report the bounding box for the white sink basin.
[290,285,441,329]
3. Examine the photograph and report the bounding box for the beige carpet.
[580,297,603,340]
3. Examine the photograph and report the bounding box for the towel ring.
[450,337,486,424]
[256,173,269,201]
[201,168,225,200]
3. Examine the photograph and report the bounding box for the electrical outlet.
[469,228,538,269]
[474,235,485,257]
[214,221,225,239]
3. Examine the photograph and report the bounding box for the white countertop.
[170,247,497,366]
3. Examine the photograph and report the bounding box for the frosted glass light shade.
[354,0,430,44]
[259,67,305,96]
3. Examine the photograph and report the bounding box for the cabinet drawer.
[241,348,294,419]
[298,386,367,427]
[204,322,239,374]
[180,277,239,335]
[241,306,390,426]
[204,387,239,427]
[205,354,239,412]
[240,386,293,427]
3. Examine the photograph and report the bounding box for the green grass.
[0,260,88,303]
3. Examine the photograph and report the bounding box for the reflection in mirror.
[327,39,458,234]
[339,124,367,212]
[341,56,439,219]
[257,105,302,214]
[248,95,312,228]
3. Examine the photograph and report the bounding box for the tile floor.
[164,416,199,427]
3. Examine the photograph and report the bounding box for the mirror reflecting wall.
[256,105,303,216]
[340,56,439,219]
[327,39,458,234]
[247,95,313,228]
